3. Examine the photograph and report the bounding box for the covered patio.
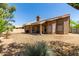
[24,14,70,34]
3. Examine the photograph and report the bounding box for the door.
[43,26,47,34]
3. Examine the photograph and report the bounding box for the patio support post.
[46,23,49,34]
[40,24,42,35]
[51,24,53,34]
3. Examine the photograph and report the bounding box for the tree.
[68,3,79,10]
[70,20,76,27]
[0,3,8,9]
[8,6,16,13]
[68,4,79,33]
[0,3,16,38]
[0,19,7,36]
[70,20,79,33]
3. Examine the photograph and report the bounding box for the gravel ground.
[9,29,79,45]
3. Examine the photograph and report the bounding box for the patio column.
[40,24,42,35]
[46,23,49,34]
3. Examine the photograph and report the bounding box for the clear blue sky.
[9,3,79,26]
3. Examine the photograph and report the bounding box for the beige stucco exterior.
[24,14,70,34]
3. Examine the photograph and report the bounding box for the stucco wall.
[52,23,56,34]
[64,17,70,34]
[56,18,64,34]
[46,21,56,34]
[24,16,70,34]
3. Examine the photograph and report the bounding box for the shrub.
[21,41,49,56]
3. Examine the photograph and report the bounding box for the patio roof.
[24,14,70,26]
[31,20,46,25]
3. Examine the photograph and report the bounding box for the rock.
[0,37,4,39]
[49,41,79,56]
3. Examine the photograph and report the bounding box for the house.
[23,14,70,34]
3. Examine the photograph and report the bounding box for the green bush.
[21,41,49,56]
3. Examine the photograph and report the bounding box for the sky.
[9,3,79,26]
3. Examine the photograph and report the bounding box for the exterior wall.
[51,23,56,34]
[47,24,52,34]
[41,21,56,34]
[64,17,70,34]
[56,17,70,34]
[24,25,30,33]
[56,18,64,34]
[32,25,36,33]
[31,25,40,33]
[24,16,70,34]
[46,21,56,34]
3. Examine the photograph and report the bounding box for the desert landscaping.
[8,29,79,45]
[1,3,79,56]
[0,29,77,56]
[0,29,79,56]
